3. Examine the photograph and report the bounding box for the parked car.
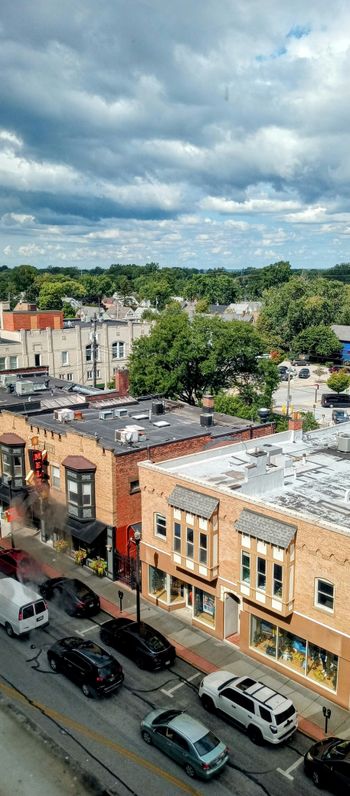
[280,372,293,381]
[0,577,48,637]
[298,367,310,379]
[47,637,124,698]
[292,359,310,367]
[141,709,229,779]
[100,618,176,669]
[198,672,297,745]
[0,548,44,584]
[39,577,100,616]
[332,409,350,424]
[304,736,350,791]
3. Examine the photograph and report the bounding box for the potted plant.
[91,558,107,577]
[74,549,87,566]
[53,539,69,554]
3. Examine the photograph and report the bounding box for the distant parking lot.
[273,363,350,424]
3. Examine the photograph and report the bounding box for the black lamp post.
[8,478,14,549]
[132,529,141,627]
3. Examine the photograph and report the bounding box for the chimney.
[115,368,129,397]
[202,394,214,413]
[288,412,303,442]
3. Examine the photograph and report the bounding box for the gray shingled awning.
[168,485,219,519]
[235,508,296,548]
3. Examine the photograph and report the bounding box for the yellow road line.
[0,682,201,796]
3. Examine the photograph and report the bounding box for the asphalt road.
[0,602,321,796]
[273,364,349,423]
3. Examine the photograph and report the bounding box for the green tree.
[195,298,210,313]
[129,306,265,404]
[327,372,350,393]
[38,279,86,309]
[290,326,342,360]
[301,412,319,432]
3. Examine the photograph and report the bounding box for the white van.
[0,577,49,637]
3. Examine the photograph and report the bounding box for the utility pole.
[91,314,98,388]
[286,370,292,417]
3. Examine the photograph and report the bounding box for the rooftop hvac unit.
[114,407,128,418]
[152,400,164,415]
[337,433,350,453]
[0,374,16,387]
[54,408,75,423]
[99,409,113,421]
[15,381,34,396]
[115,428,136,444]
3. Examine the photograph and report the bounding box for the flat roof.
[25,400,263,456]
[144,424,350,534]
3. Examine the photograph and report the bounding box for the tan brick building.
[139,419,350,707]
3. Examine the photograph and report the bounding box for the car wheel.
[48,656,59,672]
[312,769,323,788]
[247,725,263,745]
[201,694,215,712]
[81,683,93,698]
[142,730,152,745]
[184,763,196,779]
[5,623,14,638]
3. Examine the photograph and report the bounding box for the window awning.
[235,508,296,549]
[168,485,219,519]
[62,455,96,471]
[66,517,107,545]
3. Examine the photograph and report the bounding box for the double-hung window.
[273,564,283,598]
[186,528,194,558]
[154,513,166,539]
[257,557,266,591]
[173,522,181,553]
[0,444,25,488]
[51,465,61,489]
[66,469,95,520]
[315,579,334,612]
[199,533,207,564]
[241,552,250,584]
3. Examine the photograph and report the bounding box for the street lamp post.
[286,371,292,417]
[8,478,14,549]
[132,529,141,627]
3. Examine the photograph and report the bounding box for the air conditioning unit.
[114,407,128,418]
[15,381,34,395]
[54,408,75,423]
[99,410,113,420]
[115,428,128,443]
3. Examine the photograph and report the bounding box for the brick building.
[0,397,274,584]
[138,418,350,707]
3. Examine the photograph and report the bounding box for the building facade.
[138,418,350,707]
[0,317,151,386]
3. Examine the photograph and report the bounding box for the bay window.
[66,469,95,520]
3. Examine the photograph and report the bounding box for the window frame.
[61,351,69,366]
[186,527,194,559]
[315,578,334,613]
[256,557,266,591]
[273,563,283,598]
[51,464,61,489]
[0,444,25,488]
[154,513,167,539]
[112,340,126,359]
[199,532,207,565]
[65,468,96,520]
[241,551,250,584]
[173,522,181,553]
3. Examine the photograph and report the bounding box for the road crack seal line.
[227,761,273,796]
[0,676,201,796]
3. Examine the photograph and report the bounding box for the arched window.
[112,341,125,359]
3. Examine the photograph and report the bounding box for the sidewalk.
[5,527,350,744]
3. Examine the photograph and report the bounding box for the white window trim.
[154,512,167,539]
[314,578,335,614]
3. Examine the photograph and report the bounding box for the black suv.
[100,618,176,670]
[47,637,124,697]
[39,577,100,616]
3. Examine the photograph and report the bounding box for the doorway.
[224,593,240,639]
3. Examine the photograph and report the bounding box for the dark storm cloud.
[0,0,350,268]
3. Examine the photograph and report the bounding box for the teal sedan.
[140,708,229,779]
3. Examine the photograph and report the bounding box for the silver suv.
[199,671,297,745]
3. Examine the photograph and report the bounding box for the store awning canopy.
[66,517,107,545]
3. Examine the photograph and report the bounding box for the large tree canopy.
[290,325,342,360]
[129,306,268,404]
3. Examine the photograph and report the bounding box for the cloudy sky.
[1,1,350,271]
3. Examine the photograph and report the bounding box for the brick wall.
[2,311,63,331]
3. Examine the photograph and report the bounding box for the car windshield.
[194,732,220,757]
[275,704,295,725]
[327,741,350,760]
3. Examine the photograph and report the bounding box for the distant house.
[331,325,350,361]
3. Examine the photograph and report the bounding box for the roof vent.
[99,409,113,421]
[152,400,164,415]
[114,407,128,418]
[337,433,350,453]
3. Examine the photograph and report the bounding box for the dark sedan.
[47,637,124,698]
[304,737,350,792]
[100,618,176,670]
[39,577,100,616]
[298,367,310,378]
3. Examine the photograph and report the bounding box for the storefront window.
[250,615,338,691]
[194,588,215,627]
[149,566,167,601]
[169,577,184,604]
